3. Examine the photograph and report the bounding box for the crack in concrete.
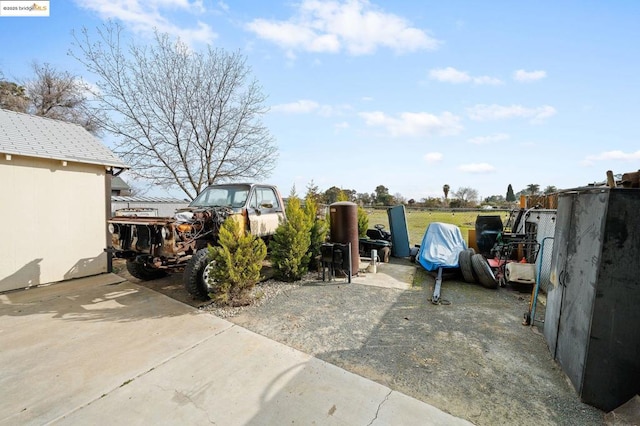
[367,390,392,426]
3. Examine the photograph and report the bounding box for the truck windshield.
[189,185,250,208]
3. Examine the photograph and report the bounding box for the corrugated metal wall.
[111,196,189,217]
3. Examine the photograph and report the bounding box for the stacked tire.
[458,248,498,289]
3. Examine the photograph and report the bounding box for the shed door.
[546,191,607,393]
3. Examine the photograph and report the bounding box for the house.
[111,175,132,196]
[0,109,128,292]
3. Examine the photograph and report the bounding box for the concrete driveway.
[0,274,470,425]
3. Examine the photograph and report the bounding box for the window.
[250,187,279,210]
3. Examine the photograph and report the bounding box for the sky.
[2,0,640,202]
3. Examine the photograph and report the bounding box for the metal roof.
[111,176,130,190]
[0,109,128,168]
[111,196,188,203]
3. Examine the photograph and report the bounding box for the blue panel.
[387,205,411,257]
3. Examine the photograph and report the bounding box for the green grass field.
[365,208,511,246]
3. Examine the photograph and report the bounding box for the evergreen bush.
[305,195,328,270]
[208,217,267,305]
[270,196,312,281]
[357,206,369,237]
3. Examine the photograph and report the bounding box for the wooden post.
[606,170,616,188]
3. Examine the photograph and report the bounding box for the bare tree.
[70,23,277,200]
[24,63,98,132]
[453,187,479,206]
[0,71,29,112]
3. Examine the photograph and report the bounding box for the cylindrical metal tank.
[329,202,359,277]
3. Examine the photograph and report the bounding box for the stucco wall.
[0,155,108,291]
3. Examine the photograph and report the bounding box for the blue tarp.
[417,222,467,271]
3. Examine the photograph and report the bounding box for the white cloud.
[467,104,556,123]
[472,75,503,85]
[334,121,350,129]
[424,152,443,163]
[582,150,640,166]
[429,67,470,83]
[246,0,439,56]
[458,163,496,173]
[359,111,462,137]
[270,100,351,117]
[468,133,510,145]
[78,0,216,45]
[514,69,547,82]
[271,100,320,114]
[429,67,502,85]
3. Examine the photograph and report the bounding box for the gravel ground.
[225,270,606,426]
[198,276,309,318]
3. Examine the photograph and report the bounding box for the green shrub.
[305,196,328,270]
[357,206,369,237]
[208,217,267,305]
[270,196,312,281]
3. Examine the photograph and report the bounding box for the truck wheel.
[126,259,167,281]
[459,248,477,284]
[184,248,215,301]
[471,254,498,289]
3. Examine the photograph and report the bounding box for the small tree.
[506,184,516,202]
[304,195,328,271]
[209,217,267,306]
[305,180,321,205]
[336,190,349,202]
[270,196,312,281]
[357,206,369,237]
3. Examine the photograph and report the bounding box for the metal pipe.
[370,249,377,274]
[531,236,553,326]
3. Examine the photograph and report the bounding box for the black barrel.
[329,202,359,276]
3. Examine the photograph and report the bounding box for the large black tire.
[126,259,167,281]
[459,248,477,284]
[471,253,498,289]
[184,248,215,301]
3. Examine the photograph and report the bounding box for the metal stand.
[321,242,352,283]
[431,267,443,304]
[526,236,553,326]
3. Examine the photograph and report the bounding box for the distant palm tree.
[543,185,558,194]
[443,184,450,201]
[526,184,540,195]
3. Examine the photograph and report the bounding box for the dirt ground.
[114,259,605,426]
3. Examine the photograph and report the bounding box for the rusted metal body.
[106,183,285,273]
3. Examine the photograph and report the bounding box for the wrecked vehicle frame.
[106,183,285,300]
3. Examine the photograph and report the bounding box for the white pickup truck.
[107,183,286,300]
